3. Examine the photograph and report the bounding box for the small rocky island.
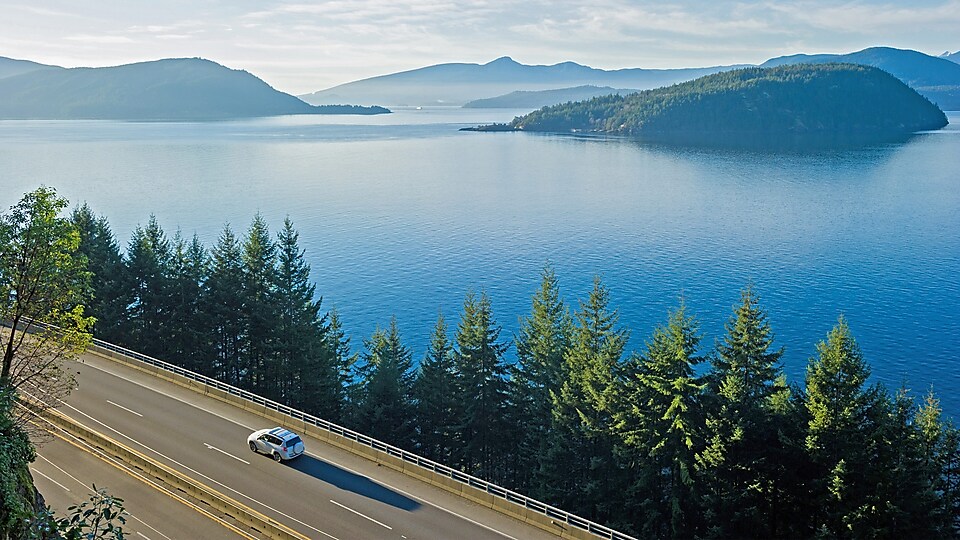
[465,64,948,143]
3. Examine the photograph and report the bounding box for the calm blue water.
[2,108,958,416]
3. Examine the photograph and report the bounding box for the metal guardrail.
[13,319,635,540]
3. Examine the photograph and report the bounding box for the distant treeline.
[72,204,960,538]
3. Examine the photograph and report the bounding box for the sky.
[2,1,959,95]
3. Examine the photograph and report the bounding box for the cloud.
[64,34,136,44]
[765,0,960,33]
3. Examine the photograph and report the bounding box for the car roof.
[267,427,299,441]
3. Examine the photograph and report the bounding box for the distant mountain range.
[463,85,637,108]
[299,57,738,107]
[302,47,960,111]
[760,47,960,110]
[941,51,960,64]
[470,64,947,148]
[0,57,388,120]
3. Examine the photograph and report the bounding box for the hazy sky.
[3,1,958,95]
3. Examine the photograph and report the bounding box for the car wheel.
[272,452,282,462]
[249,441,257,453]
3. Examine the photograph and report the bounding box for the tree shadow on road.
[286,455,422,511]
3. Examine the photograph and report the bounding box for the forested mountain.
[299,56,734,107]
[490,64,947,143]
[762,46,960,110]
[0,56,59,80]
[0,57,389,120]
[462,85,637,109]
[3,187,960,538]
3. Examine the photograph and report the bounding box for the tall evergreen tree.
[274,218,333,409]
[412,312,459,463]
[240,214,278,397]
[861,387,941,537]
[541,277,626,524]
[618,302,705,538]
[124,215,171,357]
[697,287,787,538]
[804,317,883,537]
[453,291,511,484]
[916,390,960,535]
[352,318,415,448]
[166,231,209,372]
[320,307,356,423]
[206,225,245,385]
[70,204,130,344]
[510,265,572,492]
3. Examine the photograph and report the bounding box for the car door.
[256,434,271,453]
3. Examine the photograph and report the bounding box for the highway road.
[44,351,560,540]
[30,423,246,539]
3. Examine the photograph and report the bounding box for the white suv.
[247,427,305,462]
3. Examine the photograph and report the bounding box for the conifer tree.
[510,265,572,492]
[453,291,510,483]
[166,231,209,372]
[274,218,334,408]
[861,387,940,537]
[352,318,415,448]
[240,214,278,396]
[698,287,786,537]
[916,390,960,535]
[318,307,355,423]
[206,225,245,385]
[619,302,705,538]
[412,312,458,462]
[70,204,130,344]
[541,277,626,523]
[124,215,171,357]
[804,317,883,537]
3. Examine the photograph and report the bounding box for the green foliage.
[697,287,788,538]
[510,265,572,493]
[412,312,459,463]
[453,291,511,484]
[0,186,92,398]
[541,277,626,523]
[57,485,127,540]
[38,192,960,538]
[351,318,415,448]
[70,204,129,345]
[0,385,39,539]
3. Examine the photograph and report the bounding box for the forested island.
[2,187,958,538]
[0,57,390,120]
[468,64,948,144]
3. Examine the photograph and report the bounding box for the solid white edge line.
[30,467,71,492]
[81,357,523,540]
[35,453,87,488]
[329,499,393,530]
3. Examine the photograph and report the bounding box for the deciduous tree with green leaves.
[0,187,92,414]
